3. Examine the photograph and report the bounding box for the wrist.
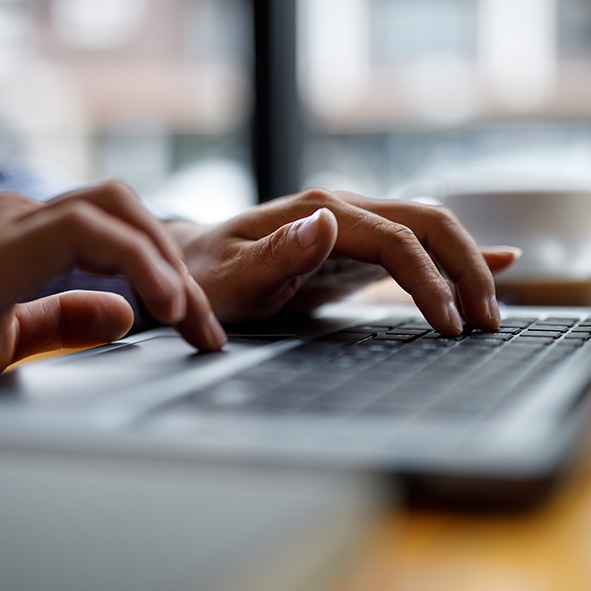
[166,220,220,277]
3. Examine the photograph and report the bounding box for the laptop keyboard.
[161,315,591,424]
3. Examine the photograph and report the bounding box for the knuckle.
[125,231,152,257]
[101,180,137,206]
[262,227,286,265]
[57,200,96,229]
[297,188,339,209]
[433,204,461,228]
[389,223,417,245]
[103,179,133,195]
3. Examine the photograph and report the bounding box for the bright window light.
[51,0,148,49]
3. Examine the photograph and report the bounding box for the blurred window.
[0,0,254,221]
[369,0,476,63]
[3,0,591,216]
[297,0,591,200]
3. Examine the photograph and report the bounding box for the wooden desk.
[332,463,591,591]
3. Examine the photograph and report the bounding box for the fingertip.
[485,245,524,258]
[294,209,321,249]
[203,311,227,350]
[13,291,136,363]
[174,276,227,351]
[486,295,502,329]
[102,293,135,339]
[61,291,135,343]
[447,301,464,335]
[481,245,523,273]
[290,208,337,250]
[315,208,339,251]
[318,207,338,239]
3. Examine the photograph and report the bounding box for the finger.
[336,194,501,330]
[259,208,338,276]
[481,246,523,274]
[0,192,42,220]
[46,181,185,271]
[174,274,227,351]
[220,208,338,321]
[329,207,465,334]
[232,191,464,333]
[392,205,500,329]
[12,291,134,364]
[2,200,187,324]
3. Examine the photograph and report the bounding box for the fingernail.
[493,246,524,259]
[295,210,322,249]
[488,296,501,326]
[448,302,464,334]
[205,312,227,349]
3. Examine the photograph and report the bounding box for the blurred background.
[1,0,591,220]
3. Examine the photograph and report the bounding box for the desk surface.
[331,461,591,591]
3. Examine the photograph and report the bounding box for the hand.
[0,183,226,372]
[170,188,520,335]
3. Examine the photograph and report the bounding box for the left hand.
[0,184,226,372]
[169,188,519,335]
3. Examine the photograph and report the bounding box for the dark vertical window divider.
[252,0,304,202]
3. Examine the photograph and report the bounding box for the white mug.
[441,186,591,282]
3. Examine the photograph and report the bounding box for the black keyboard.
[164,315,591,423]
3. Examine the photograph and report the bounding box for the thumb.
[254,208,338,277]
[221,208,338,321]
[481,246,523,274]
[12,291,134,364]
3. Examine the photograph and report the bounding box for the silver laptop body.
[2,302,591,505]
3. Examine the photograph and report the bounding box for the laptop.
[1,300,591,506]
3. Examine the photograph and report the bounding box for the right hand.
[171,188,520,334]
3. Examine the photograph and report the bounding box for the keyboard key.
[499,317,537,328]
[470,332,514,340]
[564,334,590,342]
[519,331,563,339]
[374,333,419,342]
[527,325,569,333]
[488,327,522,334]
[421,333,462,342]
[385,328,430,336]
[395,322,432,330]
[339,325,391,335]
[540,317,579,325]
